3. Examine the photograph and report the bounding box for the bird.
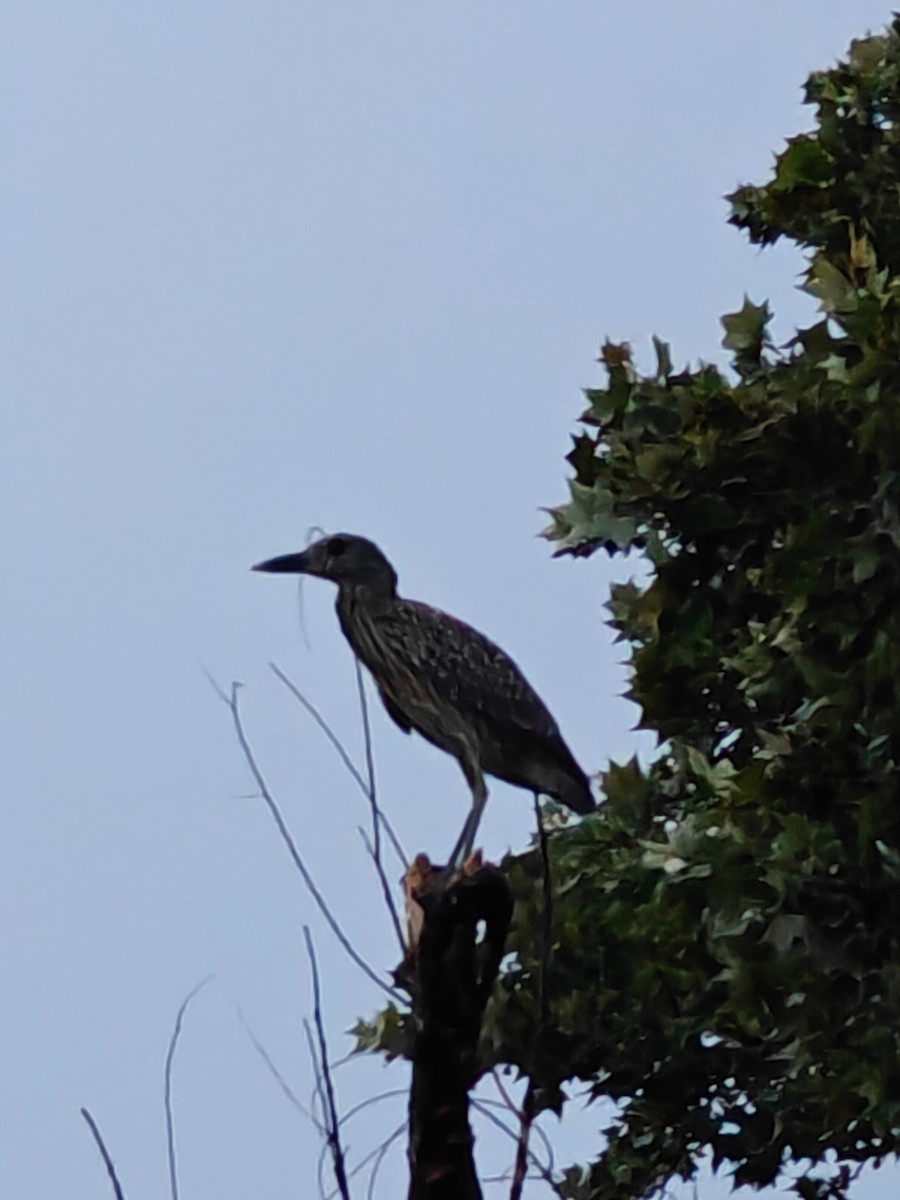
[253,533,594,867]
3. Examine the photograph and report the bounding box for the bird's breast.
[336,594,458,742]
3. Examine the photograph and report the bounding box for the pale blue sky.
[3,3,896,1197]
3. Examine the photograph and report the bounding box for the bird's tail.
[554,771,596,815]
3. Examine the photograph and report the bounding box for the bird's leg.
[447,769,489,873]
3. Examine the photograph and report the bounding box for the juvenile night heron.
[253,533,594,866]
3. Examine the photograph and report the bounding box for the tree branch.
[235,1005,321,1129]
[225,680,402,1002]
[80,1108,127,1200]
[165,976,213,1200]
[269,662,406,866]
[510,797,554,1200]
[270,662,407,949]
[304,927,351,1200]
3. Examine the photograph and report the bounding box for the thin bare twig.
[358,827,406,950]
[490,1070,522,1121]
[304,1019,331,1200]
[489,1073,557,1177]
[322,1120,406,1200]
[510,796,555,1200]
[271,662,369,791]
[510,1072,539,1195]
[80,1108,127,1200]
[366,1121,406,1200]
[165,976,214,1200]
[304,927,351,1200]
[270,662,406,866]
[353,664,406,946]
[226,680,401,1002]
[355,659,379,858]
[235,1006,321,1129]
[201,663,233,706]
[270,661,405,947]
[338,1087,408,1129]
[472,1099,564,1198]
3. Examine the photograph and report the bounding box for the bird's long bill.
[251,549,315,575]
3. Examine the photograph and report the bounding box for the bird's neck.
[336,579,397,621]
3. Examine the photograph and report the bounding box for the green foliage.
[360,20,900,1198]
[535,18,900,1197]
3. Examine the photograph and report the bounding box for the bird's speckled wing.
[369,598,561,740]
[377,684,414,733]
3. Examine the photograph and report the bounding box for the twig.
[338,1087,408,1129]
[353,666,407,942]
[355,660,379,859]
[510,1054,539,1195]
[271,662,369,792]
[510,797,554,1200]
[270,661,406,946]
[353,657,405,946]
[366,1122,406,1200]
[235,1005,321,1129]
[471,1099,564,1198]
[304,927,351,1200]
[200,663,232,706]
[322,1119,406,1200]
[319,1092,407,1200]
[226,680,402,1002]
[304,1020,332,1200]
[165,976,214,1200]
[358,827,406,950]
[489,1072,557,1177]
[273,662,408,940]
[80,1108,127,1200]
[270,662,406,866]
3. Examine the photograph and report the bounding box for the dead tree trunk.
[399,857,514,1200]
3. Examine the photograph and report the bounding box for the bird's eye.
[328,536,349,557]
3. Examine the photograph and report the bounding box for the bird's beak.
[252,549,316,575]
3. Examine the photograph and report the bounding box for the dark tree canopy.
[361,20,900,1200]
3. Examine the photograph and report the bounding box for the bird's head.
[253,533,398,595]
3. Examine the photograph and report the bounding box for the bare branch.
[353,664,407,947]
[366,1122,406,1200]
[268,662,405,953]
[304,927,351,1200]
[80,1108,127,1200]
[200,663,232,706]
[358,826,406,951]
[322,1119,407,1200]
[304,1018,332,1200]
[355,659,379,857]
[471,1099,564,1198]
[226,680,402,1002]
[510,797,555,1200]
[339,1087,408,1129]
[354,658,406,948]
[270,662,406,867]
[488,1074,557,1178]
[509,1069,538,1191]
[477,1097,556,1173]
[165,975,214,1200]
[235,1005,321,1130]
[271,661,369,792]
[322,1120,407,1200]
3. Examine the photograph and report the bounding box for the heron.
[253,533,594,867]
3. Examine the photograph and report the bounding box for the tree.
[360,18,900,1199]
